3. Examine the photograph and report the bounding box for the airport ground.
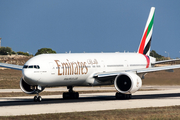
[1,106,180,120]
[1,61,180,119]
[1,87,180,119]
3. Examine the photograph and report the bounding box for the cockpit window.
[23,65,40,69]
[23,65,28,68]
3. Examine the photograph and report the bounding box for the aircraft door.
[124,60,129,68]
[49,62,56,75]
[101,60,106,72]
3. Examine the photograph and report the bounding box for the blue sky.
[0,0,180,58]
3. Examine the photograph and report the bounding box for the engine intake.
[20,78,44,94]
[114,72,142,94]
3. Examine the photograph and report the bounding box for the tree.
[35,48,56,56]
[17,51,30,56]
[150,50,163,58]
[150,50,166,61]
[11,51,17,54]
[0,47,15,55]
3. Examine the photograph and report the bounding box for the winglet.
[138,7,155,56]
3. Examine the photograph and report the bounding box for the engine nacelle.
[114,72,142,94]
[20,78,44,94]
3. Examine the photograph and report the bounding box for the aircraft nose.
[22,69,37,85]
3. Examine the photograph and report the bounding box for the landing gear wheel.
[63,86,79,99]
[63,92,79,99]
[72,92,79,99]
[37,96,42,102]
[127,94,132,99]
[34,96,42,102]
[75,92,79,99]
[116,92,132,99]
[63,92,69,99]
[34,96,38,102]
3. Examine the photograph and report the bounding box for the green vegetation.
[0,46,163,59]
[35,48,56,56]
[1,106,180,119]
[17,51,31,56]
[0,46,32,56]
[0,47,16,55]
[0,46,57,56]
[150,50,168,61]
[150,50,163,58]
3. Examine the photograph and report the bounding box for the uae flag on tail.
[138,7,155,56]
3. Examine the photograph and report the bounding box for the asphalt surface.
[1,86,180,116]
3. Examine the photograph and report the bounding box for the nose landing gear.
[32,86,79,102]
[34,94,42,102]
[33,86,42,102]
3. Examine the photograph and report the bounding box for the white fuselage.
[22,53,153,87]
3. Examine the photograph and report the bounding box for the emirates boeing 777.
[1,7,180,102]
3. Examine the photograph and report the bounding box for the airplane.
[1,7,180,102]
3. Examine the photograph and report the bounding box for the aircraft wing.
[136,64,180,73]
[0,63,23,70]
[93,64,180,81]
[152,58,180,65]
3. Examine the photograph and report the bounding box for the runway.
[1,86,180,116]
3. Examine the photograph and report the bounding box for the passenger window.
[34,65,37,68]
[28,65,33,68]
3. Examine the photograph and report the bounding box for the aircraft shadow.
[0,92,180,107]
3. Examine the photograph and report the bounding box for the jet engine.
[20,78,44,94]
[114,72,142,94]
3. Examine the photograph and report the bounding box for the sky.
[0,0,180,58]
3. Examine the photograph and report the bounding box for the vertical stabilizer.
[138,7,155,56]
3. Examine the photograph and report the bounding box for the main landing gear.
[63,86,79,99]
[116,92,132,99]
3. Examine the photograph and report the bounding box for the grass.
[0,69,21,89]
[143,68,180,85]
[1,106,180,119]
